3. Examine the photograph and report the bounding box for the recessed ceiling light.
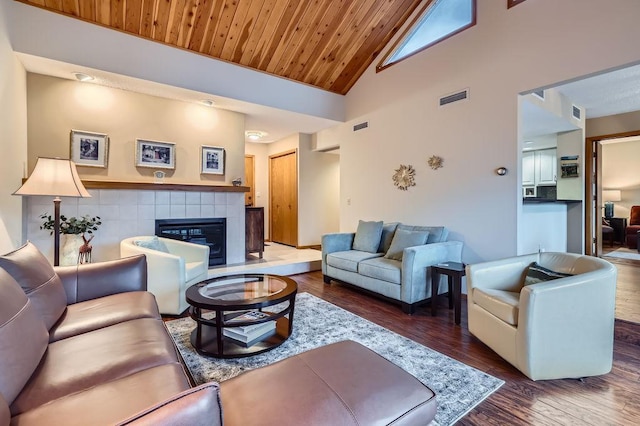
[73,72,94,82]
[200,99,215,107]
[246,131,267,141]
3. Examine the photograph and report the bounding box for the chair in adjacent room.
[120,236,209,315]
[625,205,640,249]
[602,218,614,248]
[466,252,617,381]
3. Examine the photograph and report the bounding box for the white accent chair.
[466,252,617,381]
[120,236,210,315]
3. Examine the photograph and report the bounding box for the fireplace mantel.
[79,180,249,192]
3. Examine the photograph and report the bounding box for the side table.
[608,217,627,245]
[430,262,466,325]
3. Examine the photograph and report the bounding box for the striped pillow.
[523,262,572,286]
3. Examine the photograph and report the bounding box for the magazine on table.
[227,311,274,333]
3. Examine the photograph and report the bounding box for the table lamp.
[602,189,621,219]
[13,157,91,266]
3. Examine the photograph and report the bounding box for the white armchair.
[120,236,210,315]
[466,252,617,381]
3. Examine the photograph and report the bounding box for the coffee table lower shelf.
[190,317,291,358]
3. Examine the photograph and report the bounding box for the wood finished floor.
[602,244,640,324]
[292,271,640,426]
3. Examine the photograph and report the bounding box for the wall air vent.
[572,105,581,120]
[353,122,369,131]
[533,90,545,100]
[439,89,469,107]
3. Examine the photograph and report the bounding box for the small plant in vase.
[40,214,102,265]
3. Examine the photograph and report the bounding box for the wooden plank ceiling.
[17,0,423,95]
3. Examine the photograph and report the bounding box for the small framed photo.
[70,130,109,168]
[136,139,176,169]
[201,146,225,175]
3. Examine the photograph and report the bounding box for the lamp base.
[604,202,614,219]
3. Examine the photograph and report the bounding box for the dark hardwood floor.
[293,271,640,426]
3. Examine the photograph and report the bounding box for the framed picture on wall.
[136,139,176,170]
[70,129,109,168]
[201,146,225,175]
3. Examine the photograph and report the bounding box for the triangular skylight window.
[377,0,476,71]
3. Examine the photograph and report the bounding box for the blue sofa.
[322,223,463,314]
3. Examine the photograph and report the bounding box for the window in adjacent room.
[377,0,476,72]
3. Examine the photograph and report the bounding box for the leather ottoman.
[220,340,437,425]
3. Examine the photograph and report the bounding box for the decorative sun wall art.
[427,155,443,170]
[392,164,416,190]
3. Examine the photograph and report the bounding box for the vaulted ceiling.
[17,0,424,95]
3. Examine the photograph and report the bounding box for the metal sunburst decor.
[427,155,443,170]
[392,164,416,191]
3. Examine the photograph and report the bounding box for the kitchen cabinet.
[536,148,557,185]
[522,148,557,186]
[522,151,535,186]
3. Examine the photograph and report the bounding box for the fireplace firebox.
[155,218,226,266]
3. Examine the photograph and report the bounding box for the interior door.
[269,150,298,247]
[244,155,255,206]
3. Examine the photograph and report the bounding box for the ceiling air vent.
[572,105,581,120]
[533,90,545,100]
[353,122,369,131]
[439,89,469,107]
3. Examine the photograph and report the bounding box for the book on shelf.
[227,311,273,333]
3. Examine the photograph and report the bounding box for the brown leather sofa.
[1,242,437,425]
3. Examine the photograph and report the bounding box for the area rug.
[604,248,640,261]
[166,292,504,426]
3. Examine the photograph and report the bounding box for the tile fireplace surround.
[24,184,246,265]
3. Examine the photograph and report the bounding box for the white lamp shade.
[14,157,91,198]
[602,190,621,202]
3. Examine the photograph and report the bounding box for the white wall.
[0,4,27,253]
[317,0,640,263]
[298,134,340,247]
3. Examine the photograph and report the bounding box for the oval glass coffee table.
[185,274,297,358]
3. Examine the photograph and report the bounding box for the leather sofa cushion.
[474,288,520,326]
[0,242,68,330]
[326,250,383,272]
[0,269,49,405]
[220,340,436,426]
[185,261,207,282]
[358,257,402,284]
[10,364,190,426]
[11,318,180,415]
[49,291,161,342]
[119,383,222,426]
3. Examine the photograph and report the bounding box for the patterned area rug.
[165,292,503,426]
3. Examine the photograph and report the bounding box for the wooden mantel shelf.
[80,180,249,193]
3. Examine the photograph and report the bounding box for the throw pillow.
[352,220,384,253]
[0,242,68,330]
[134,236,170,253]
[377,223,399,253]
[523,262,573,286]
[384,229,429,261]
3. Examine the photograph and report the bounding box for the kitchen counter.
[523,198,581,204]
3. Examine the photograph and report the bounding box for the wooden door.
[270,150,298,247]
[244,155,255,206]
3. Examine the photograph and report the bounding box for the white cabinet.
[536,148,557,185]
[522,148,557,187]
[522,151,535,186]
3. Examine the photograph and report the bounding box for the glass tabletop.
[197,275,288,301]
